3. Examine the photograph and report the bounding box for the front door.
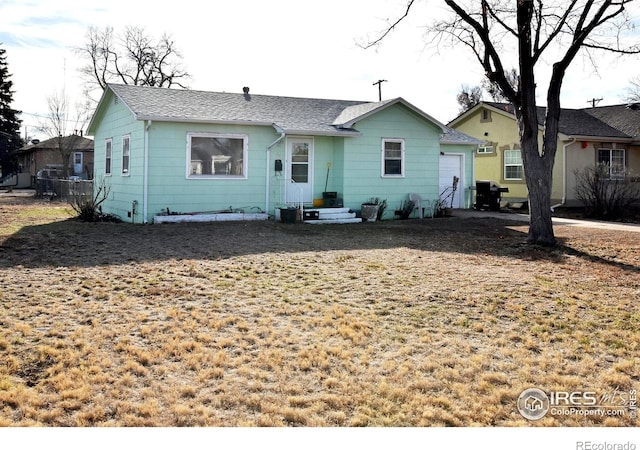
[286,138,313,204]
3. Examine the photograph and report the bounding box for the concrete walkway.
[454,209,640,233]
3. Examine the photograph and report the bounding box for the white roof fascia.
[133,116,274,127]
[280,128,361,137]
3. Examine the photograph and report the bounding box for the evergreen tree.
[0,43,23,177]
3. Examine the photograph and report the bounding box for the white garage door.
[439,154,463,209]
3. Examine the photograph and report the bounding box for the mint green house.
[87,84,479,223]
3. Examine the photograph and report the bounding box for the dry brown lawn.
[0,194,638,427]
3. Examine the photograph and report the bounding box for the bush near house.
[574,163,640,220]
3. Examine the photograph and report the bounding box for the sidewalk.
[454,209,640,233]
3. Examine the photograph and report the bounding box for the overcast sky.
[2,0,640,141]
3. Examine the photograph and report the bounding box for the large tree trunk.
[521,140,556,246]
[514,1,557,247]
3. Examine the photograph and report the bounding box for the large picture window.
[187,133,247,178]
[598,148,625,178]
[504,149,523,180]
[382,138,404,177]
[105,138,112,176]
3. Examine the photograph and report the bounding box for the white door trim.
[439,153,465,209]
[285,137,314,204]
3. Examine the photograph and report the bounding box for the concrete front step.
[302,207,362,224]
[305,217,362,224]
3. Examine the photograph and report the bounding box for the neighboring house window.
[122,135,130,175]
[105,139,112,175]
[481,110,492,122]
[187,133,247,178]
[382,138,404,177]
[598,148,625,178]
[477,145,494,154]
[504,149,523,180]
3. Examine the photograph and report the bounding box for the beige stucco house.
[449,102,640,208]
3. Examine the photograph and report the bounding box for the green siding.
[91,91,146,222]
[91,94,473,223]
[341,104,443,216]
[145,122,274,219]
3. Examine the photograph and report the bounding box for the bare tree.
[623,75,640,102]
[75,26,190,99]
[457,84,483,111]
[39,90,91,178]
[366,0,639,245]
[481,68,519,102]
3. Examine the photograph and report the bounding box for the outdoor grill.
[474,180,509,211]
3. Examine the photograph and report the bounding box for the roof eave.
[280,128,361,137]
[440,138,483,146]
[136,116,274,127]
[563,134,633,143]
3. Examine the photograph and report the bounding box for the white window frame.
[122,134,130,176]
[105,138,112,176]
[504,149,523,180]
[598,148,626,179]
[381,138,405,178]
[186,132,248,179]
[477,145,494,154]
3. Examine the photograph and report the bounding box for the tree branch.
[360,0,416,49]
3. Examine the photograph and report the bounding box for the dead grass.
[0,195,638,426]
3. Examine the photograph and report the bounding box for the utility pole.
[587,97,603,108]
[373,79,387,101]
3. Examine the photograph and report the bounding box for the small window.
[382,139,404,177]
[504,149,523,180]
[187,133,247,178]
[598,148,625,178]
[481,110,492,122]
[105,139,112,176]
[477,145,494,154]
[122,135,130,175]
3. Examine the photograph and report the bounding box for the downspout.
[551,137,575,211]
[143,120,152,223]
[266,124,286,215]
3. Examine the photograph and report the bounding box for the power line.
[19,111,88,124]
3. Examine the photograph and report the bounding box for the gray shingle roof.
[18,135,94,153]
[102,84,479,145]
[332,98,398,127]
[484,102,631,139]
[584,103,640,138]
[109,84,364,136]
[440,126,483,145]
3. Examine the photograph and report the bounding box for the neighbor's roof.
[17,135,94,153]
[484,102,630,139]
[584,103,640,139]
[451,101,633,140]
[87,84,475,144]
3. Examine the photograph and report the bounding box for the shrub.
[69,178,114,222]
[573,163,640,220]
